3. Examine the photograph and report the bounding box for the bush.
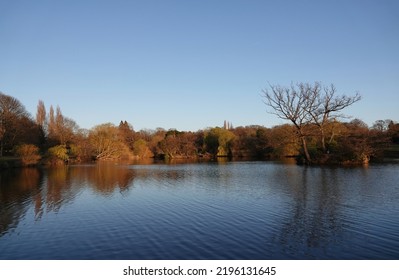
[133,139,153,158]
[47,145,69,164]
[14,144,41,166]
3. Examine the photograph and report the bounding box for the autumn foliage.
[14,144,41,166]
[0,90,398,166]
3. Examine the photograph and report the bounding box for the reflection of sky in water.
[1,162,399,259]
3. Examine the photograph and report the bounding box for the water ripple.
[1,162,399,259]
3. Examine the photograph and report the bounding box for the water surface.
[0,161,398,259]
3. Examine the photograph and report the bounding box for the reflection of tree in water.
[43,166,73,214]
[85,164,136,194]
[0,168,42,235]
[42,164,137,201]
[38,165,138,215]
[274,167,344,259]
[0,165,137,235]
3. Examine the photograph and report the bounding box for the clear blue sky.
[1,0,398,131]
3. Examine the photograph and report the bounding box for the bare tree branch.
[262,82,361,161]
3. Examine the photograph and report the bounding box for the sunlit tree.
[0,92,39,156]
[204,127,235,157]
[133,139,153,158]
[89,123,132,160]
[159,130,197,158]
[14,144,41,166]
[118,120,136,151]
[46,105,79,145]
[306,83,361,153]
[263,82,361,163]
[263,83,316,162]
[36,100,47,129]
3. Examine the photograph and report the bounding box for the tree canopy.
[263,82,361,163]
[0,89,396,167]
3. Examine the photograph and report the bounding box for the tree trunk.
[300,136,311,163]
[320,128,327,153]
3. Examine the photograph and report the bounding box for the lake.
[0,161,398,259]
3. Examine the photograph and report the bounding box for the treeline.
[263,82,399,164]
[0,91,398,167]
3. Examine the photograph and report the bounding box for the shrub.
[133,139,153,158]
[47,145,69,163]
[14,144,41,166]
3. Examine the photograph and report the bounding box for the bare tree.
[263,82,361,162]
[372,119,392,132]
[306,84,361,152]
[48,105,55,139]
[36,100,47,141]
[55,106,65,143]
[0,92,29,118]
[0,92,30,156]
[262,82,317,162]
[36,100,47,127]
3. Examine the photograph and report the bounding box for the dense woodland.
[0,88,398,168]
